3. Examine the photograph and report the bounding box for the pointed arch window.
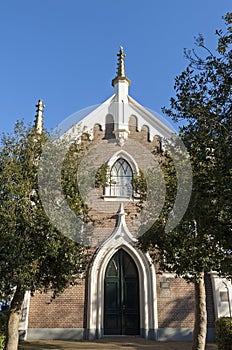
[110,158,133,197]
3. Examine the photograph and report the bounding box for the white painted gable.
[64,46,175,143]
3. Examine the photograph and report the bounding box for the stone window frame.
[103,150,139,201]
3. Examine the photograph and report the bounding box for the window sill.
[102,196,140,202]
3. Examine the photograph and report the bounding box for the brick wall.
[157,275,195,328]
[28,119,216,331]
[85,120,163,246]
[28,279,87,329]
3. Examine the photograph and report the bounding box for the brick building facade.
[19,47,232,342]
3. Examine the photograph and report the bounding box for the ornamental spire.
[34,99,45,134]
[116,46,126,77]
[112,46,130,87]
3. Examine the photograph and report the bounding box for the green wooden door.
[104,249,140,335]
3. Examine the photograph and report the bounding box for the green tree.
[139,13,232,350]
[0,121,89,350]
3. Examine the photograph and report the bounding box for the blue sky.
[0,0,230,133]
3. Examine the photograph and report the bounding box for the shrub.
[215,317,232,350]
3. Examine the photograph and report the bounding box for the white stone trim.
[106,149,139,173]
[104,150,139,200]
[210,271,232,319]
[87,204,158,339]
[62,92,174,143]
[19,291,31,340]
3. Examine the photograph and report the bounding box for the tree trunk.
[192,272,207,350]
[6,285,25,350]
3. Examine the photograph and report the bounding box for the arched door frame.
[87,204,158,340]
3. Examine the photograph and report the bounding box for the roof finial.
[112,46,130,87]
[117,46,126,77]
[34,99,45,134]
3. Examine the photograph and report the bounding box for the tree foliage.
[139,12,232,350]
[139,11,232,281]
[0,121,89,349]
[0,122,88,298]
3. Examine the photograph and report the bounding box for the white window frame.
[103,150,139,201]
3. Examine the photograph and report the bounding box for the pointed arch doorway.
[104,249,140,335]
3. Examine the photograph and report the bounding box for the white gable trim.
[62,94,175,143]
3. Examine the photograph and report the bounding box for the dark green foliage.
[215,317,232,350]
[131,169,147,200]
[95,162,109,188]
[61,139,91,222]
[139,13,232,349]
[139,12,232,280]
[0,121,88,302]
[0,312,8,350]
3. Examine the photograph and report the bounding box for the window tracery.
[110,158,133,197]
